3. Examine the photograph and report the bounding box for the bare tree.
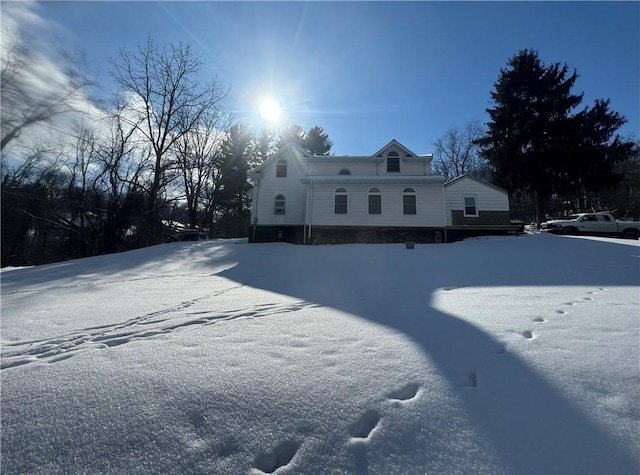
[1,142,68,265]
[92,104,148,252]
[174,109,229,230]
[1,44,91,151]
[111,37,229,245]
[433,120,489,181]
[63,122,103,256]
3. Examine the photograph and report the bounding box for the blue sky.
[28,1,640,155]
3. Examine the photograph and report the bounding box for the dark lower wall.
[249,225,305,244]
[446,227,519,243]
[310,226,445,245]
[451,210,511,226]
[250,224,521,245]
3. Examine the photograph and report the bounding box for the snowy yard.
[1,234,639,474]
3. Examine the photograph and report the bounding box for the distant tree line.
[434,49,638,225]
[1,37,333,266]
[4,39,637,267]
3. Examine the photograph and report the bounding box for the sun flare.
[259,97,282,122]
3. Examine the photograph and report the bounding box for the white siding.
[307,159,377,176]
[379,158,429,176]
[249,142,442,231]
[309,182,445,227]
[444,177,509,226]
[306,156,431,177]
[251,149,307,225]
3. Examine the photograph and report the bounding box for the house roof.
[371,139,419,158]
[444,174,508,195]
[248,140,432,178]
[248,142,307,179]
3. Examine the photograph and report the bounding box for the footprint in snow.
[522,330,534,339]
[533,317,545,323]
[555,310,567,315]
[349,409,380,439]
[254,440,300,474]
[387,383,419,401]
[465,371,478,388]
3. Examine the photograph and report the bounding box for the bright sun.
[259,97,282,122]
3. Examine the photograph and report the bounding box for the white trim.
[402,188,417,215]
[368,187,383,215]
[445,174,508,195]
[274,194,286,215]
[275,159,287,178]
[334,187,348,214]
[463,195,479,217]
[301,175,445,184]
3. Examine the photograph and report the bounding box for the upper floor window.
[338,169,351,175]
[368,187,382,215]
[334,188,348,214]
[276,160,287,177]
[274,194,286,215]
[403,187,416,214]
[464,196,477,216]
[387,151,400,173]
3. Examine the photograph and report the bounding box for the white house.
[248,139,517,244]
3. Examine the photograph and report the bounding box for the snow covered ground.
[1,234,639,474]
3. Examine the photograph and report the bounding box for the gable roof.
[444,174,508,195]
[371,139,419,158]
[248,142,308,178]
[248,139,431,178]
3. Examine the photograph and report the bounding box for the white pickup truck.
[540,212,640,239]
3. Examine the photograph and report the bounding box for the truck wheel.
[621,228,640,240]
[564,226,579,236]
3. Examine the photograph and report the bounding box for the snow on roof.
[444,174,508,194]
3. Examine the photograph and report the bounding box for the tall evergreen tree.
[476,49,634,223]
[275,124,305,150]
[302,126,333,155]
[569,99,634,194]
[214,124,251,236]
[249,127,277,169]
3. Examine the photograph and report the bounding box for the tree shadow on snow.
[218,235,640,474]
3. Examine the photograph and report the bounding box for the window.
[402,187,416,214]
[276,160,287,177]
[338,169,351,175]
[368,187,382,214]
[584,215,597,222]
[274,194,286,215]
[598,214,612,222]
[334,188,348,214]
[464,196,477,216]
[387,151,400,172]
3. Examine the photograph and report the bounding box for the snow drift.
[2,234,639,474]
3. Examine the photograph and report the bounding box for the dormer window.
[276,160,287,177]
[387,151,400,173]
[338,169,351,175]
